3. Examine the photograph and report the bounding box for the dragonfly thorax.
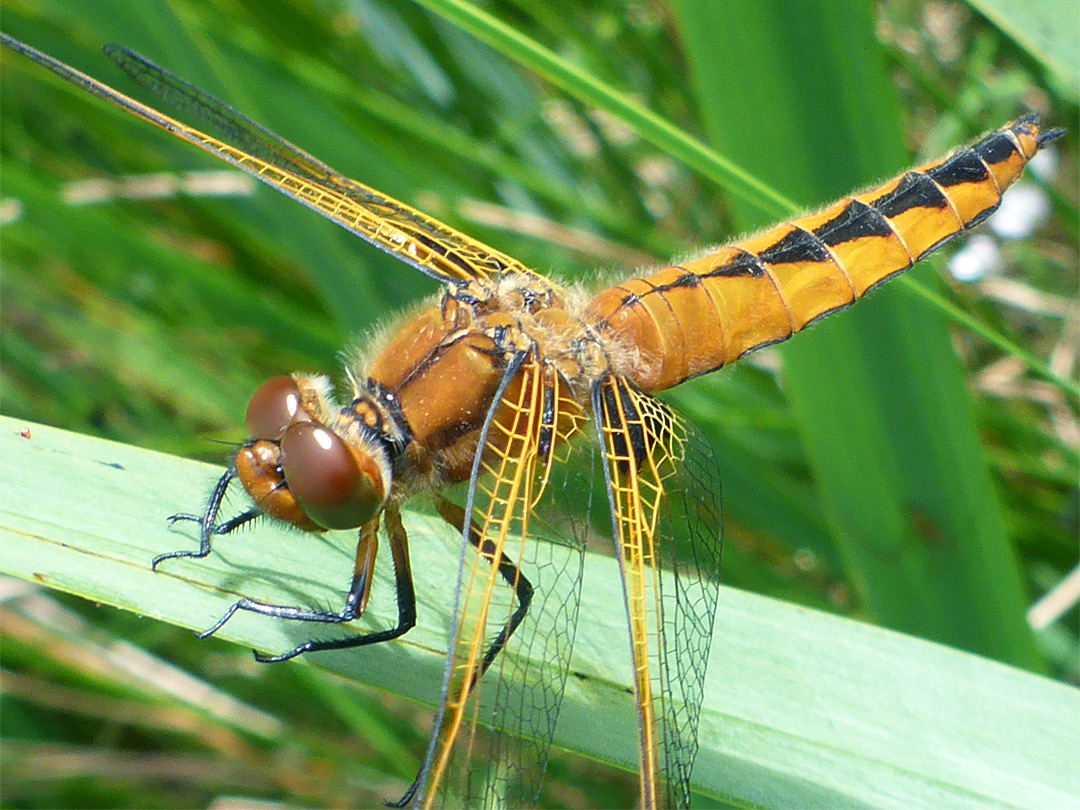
[350,276,603,490]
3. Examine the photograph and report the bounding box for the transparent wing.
[415,357,590,808]
[2,34,538,285]
[592,375,723,810]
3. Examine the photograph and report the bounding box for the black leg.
[167,509,259,536]
[433,496,533,679]
[154,466,254,570]
[200,502,418,663]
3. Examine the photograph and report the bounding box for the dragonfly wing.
[415,357,590,808]
[102,45,541,286]
[0,34,535,285]
[592,375,723,810]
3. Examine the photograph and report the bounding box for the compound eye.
[279,423,384,530]
[245,376,308,439]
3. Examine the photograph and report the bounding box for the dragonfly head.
[235,375,391,531]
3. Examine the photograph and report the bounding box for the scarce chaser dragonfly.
[1,32,1060,809]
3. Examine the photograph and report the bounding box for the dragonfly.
[1,32,1061,809]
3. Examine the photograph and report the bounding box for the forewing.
[1,34,537,285]
[592,375,722,810]
[417,358,590,808]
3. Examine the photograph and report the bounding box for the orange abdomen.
[585,115,1054,392]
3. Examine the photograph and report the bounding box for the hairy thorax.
[353,274,625,495]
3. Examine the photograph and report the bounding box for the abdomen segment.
[585,115,1059,393]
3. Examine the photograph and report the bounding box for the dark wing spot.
[601,380,675,477]
[601,381,645,476]
[537,382,556,461]
[409,232,481,278]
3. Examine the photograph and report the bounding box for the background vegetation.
[1,0,1076,806]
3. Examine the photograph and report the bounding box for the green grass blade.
[895,274,1080,402]
[410,0,798,217]
[2,415,1077,808]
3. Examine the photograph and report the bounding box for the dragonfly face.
[235,374,391,531]
[1,31,1061,810]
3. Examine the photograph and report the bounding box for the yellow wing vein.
[424,360,549,807]
[1,35,538,287]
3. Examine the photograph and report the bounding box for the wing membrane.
[417,358,589,807]
[592,375,722,809]
[1,34,538,285]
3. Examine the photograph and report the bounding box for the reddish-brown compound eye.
[279,423,384,530]
[245,376,309,439]
[235,440,321,532]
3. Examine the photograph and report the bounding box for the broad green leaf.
[2,416,1077,808]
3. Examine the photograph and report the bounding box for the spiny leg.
[168,509,260,537]
[200,502,417,663]
[154,466,259,570]
[433,495,533,680]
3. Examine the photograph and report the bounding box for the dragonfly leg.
[167,509,260,536]
[154,466,257,570]
[200,502,417,663]
[433,495,533,679]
